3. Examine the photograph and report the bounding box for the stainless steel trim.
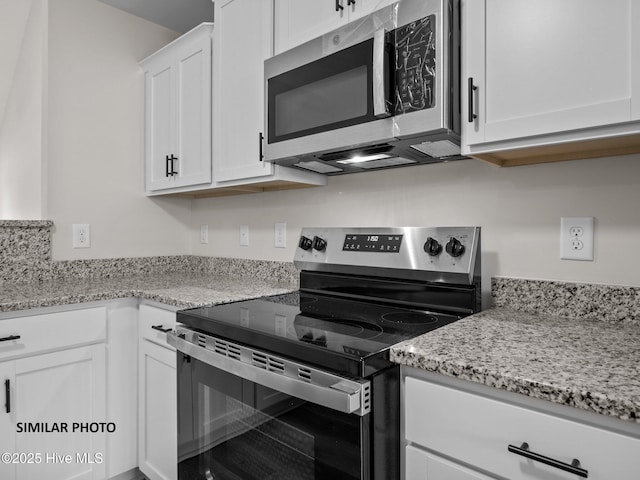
[168,328,371,416]
[373,28,390,118]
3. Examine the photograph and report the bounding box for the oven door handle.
[167,331,371,417]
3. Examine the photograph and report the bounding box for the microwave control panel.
[394,15,436,115]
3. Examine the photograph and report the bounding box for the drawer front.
[139,304,177,348]
[405,377,640,480]
[0,307,106,361]
[405,445,490,480]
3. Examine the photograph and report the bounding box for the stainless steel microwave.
[264,0,462,175]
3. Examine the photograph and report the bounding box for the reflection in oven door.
[177,352,368,480]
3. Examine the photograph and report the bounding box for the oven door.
[172,334,370,480]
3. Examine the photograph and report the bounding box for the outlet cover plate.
[73,224,91,249]
[275,222,286,248]
[240,225,249,246]
[560,217,594,261]
[200,224,209,244]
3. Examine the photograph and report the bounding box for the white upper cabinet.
[462,0,640,166]
[213,0,274,182]
[274,0,396,55]
[142,24,213,193]
[141,15,325,197]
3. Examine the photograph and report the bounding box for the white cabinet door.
[143,24,213,193]
[348,0,397,22]
[273,0,396,55]
[3,346,106,480]
[0,362,16,480]
[463,0,635,147]
[274,0,348,55]
[145,63,175,192]
[213,0,275,182]
[105,300,138,479]
[138,339,177,480]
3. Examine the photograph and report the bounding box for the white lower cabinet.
[403,369,640,480]
[138,303,178,480]
[406,446,490,480]
[0,307,107,480]
[105,299,139,479]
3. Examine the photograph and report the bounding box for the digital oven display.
[342,234,403,252]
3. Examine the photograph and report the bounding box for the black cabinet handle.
[165,155,178,177]
[151,325,172,333]
[4,379,9,414]
[335,0,344,11]
[259,132,264,162]
[468,77,478,123]
[508,442,588,478]
[0,335,20,343]
[347,0,355,5]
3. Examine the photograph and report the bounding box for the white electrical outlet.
[275,222,286,248]
[560,217,594,261]
[200,224,209,244]
[72,224,91,248]
[240,225,249,246]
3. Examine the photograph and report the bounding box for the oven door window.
[268,39,380,144]
[178,354,368,480]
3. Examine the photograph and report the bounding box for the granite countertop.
[0,272,297,313]
[391,308,640,424]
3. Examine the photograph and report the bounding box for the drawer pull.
[0,335,20,343]
[151,325,172,333]
[508,442,588,478]
[4,379,9,414]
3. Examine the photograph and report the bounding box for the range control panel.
[294,227,481,285]
[342,234,403,253]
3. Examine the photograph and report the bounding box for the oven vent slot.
[197,335,207,348]
[298,367,312,383]
[251,353,285,374]
[213,340,241,360]
[267,358,285,374]
[252,352,268,369]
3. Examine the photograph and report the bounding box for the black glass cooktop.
[178,291,461,377]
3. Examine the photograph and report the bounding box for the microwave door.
[265,33,395,163]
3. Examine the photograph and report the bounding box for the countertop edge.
[391,348,640,424]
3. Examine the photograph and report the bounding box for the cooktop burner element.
[381,312,439,325]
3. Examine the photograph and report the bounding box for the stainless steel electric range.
[169,227,481,480]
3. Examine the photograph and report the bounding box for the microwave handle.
[373,28,391,118]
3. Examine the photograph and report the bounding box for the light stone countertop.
[391,308,640,424]
[0,272,297,313]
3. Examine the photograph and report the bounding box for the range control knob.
[423,237,442,256]
[298,236,313,251]
[312,236,327,252]
[445,237,465,258]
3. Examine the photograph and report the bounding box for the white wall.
[191,154,640,287]
[0,0,47,219]
[47,0,192,260]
